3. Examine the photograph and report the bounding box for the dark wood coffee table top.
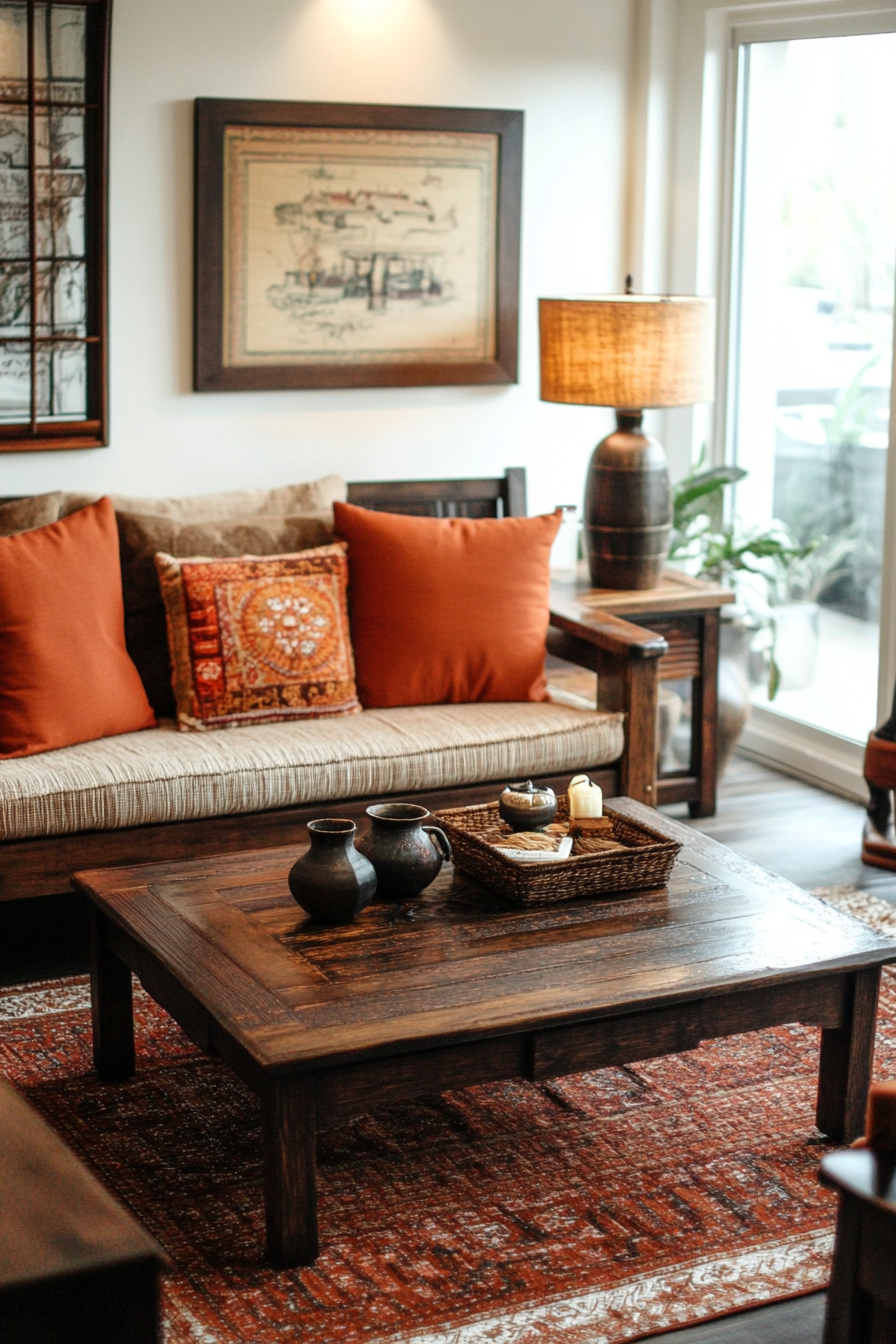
[75,799,896,1266]
[75,799,896,1074]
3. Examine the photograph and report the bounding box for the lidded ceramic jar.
[498,780,557,832]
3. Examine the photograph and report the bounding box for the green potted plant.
[668,459,812,699]
[668,455,874,772]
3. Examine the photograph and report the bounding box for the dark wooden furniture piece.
[0,471,666,907]
[0,1078,165,1344]
[550,568,734,817]
[347,466,527,519]
[76,800,896,1268]
[820,1148,896,1344]
[862,676,896,871]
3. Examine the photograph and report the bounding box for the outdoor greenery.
[773,359,882,620]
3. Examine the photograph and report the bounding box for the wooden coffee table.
[75,799,896,1267]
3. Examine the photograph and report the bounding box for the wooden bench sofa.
[0,470,666,911]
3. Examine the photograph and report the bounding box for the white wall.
[0,0,633,518]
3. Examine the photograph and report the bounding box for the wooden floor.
[1,755,890,1339]
[656,753,894,1344]
[669,754,896,904]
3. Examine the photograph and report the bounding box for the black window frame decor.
[0,0,110,453]
[194,99,523,392]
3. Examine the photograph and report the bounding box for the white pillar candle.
[568,774,603,819]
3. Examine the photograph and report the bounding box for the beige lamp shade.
[539,294,716,408]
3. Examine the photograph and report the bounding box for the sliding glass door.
[728,28,896,785]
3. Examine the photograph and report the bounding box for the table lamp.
[539,281,716,589]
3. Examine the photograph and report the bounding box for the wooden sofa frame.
[0,471,666,905]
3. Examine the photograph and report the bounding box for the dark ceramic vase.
[288,819,377,924]
[356,802,452,902]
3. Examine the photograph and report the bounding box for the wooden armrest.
[548,606,668,662]
[547,605,666,809]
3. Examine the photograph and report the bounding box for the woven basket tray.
[433,796,681,907]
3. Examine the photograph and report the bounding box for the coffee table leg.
[262,1076,318,1266]
[816,968,880,1143]
[89,907,135,1081]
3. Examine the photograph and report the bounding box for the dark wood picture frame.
[193,99,523,392]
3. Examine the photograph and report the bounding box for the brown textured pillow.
[0,491,64,537]
[60,476,348,718]
[60,475,346,521]
[119,512,338,715]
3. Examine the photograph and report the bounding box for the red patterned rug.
[2,886,895,1344]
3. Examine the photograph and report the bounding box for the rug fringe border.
[373,1229,833,1344]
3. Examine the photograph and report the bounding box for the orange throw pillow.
[0,498,156,758]
[333,502,561,707]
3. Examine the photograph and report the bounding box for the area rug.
[2,886,895,1344]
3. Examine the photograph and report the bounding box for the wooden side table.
[550,570,734,817]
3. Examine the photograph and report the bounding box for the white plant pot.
[774,601,820,692]
[717,616,753,775]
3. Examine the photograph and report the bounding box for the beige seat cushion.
[0,702,624,841]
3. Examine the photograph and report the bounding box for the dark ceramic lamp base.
[584,410,672,591]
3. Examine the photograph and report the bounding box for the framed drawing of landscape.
[194,100,523,391]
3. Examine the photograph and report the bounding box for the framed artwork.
[194,99,524,392]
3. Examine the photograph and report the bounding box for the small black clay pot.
[288,819,377,924]
[498,780,558,831]
[356,802,452,902]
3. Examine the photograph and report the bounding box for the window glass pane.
[0,5,27,100]
[50,109,84,167]
[35,109,85,168]
[0,106,29,259]
[32,4,47,98]
[35,258,85,333]
[732,33,896,743]
[34,107,83,166]
[0,105,28,166]
[48,5,84,103]
[0,259,29,333]
[36,110,86,256]
[34,6,86,105]
[0,171,29,259]
[0,339,89,420]
[38,182,83,257]
[35,339,85,418]
[0,339,29,418]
